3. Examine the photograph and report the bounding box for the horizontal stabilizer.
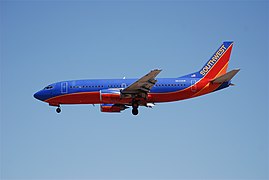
[211,69,240,84]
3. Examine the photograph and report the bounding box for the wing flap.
[211,69,240,84]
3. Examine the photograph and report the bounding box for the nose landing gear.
[56,106,61,113]
[132,108,138,115]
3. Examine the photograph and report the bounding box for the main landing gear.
[132,101,139,116]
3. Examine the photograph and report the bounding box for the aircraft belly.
[45,91,101,105]
[148,92,192,103]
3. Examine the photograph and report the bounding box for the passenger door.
[61,82,68,94]
[191,80,197,92]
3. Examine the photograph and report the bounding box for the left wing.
[121,69,162,95]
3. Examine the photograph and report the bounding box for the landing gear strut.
[132,101,139,116]
[56,106,61,113]
[132,108,138,115]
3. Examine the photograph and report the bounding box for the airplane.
[34,41,239,115]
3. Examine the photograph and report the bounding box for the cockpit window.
[44,85,53,90]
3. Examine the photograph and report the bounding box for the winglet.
[211,69,240,84]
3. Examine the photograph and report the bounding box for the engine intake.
[100,89,121,103]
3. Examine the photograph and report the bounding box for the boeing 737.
[34,41,239,115]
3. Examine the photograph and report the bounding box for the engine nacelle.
[100,104,128,113]
[100,89,121,103]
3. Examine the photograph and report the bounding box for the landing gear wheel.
[56,107,61,113]
[132,108,138,115]
[131,100,139,115]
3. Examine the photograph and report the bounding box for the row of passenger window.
[70,85,104,89]
[70,85,126,89]
[108,85,123,88]
[155,84,186,87]
[70,83,185,89]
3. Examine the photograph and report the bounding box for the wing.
[121,69,162,95]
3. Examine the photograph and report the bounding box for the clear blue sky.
[1,1,268,179]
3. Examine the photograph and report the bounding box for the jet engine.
[100,89,121,103]
[100,104,128,113]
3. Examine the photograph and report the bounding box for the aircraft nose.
[33,91,43,101]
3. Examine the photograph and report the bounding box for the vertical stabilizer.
[198,41,234,79]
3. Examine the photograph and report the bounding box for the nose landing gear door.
[61,82,68,94]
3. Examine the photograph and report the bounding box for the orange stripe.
[192,61,229,97]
